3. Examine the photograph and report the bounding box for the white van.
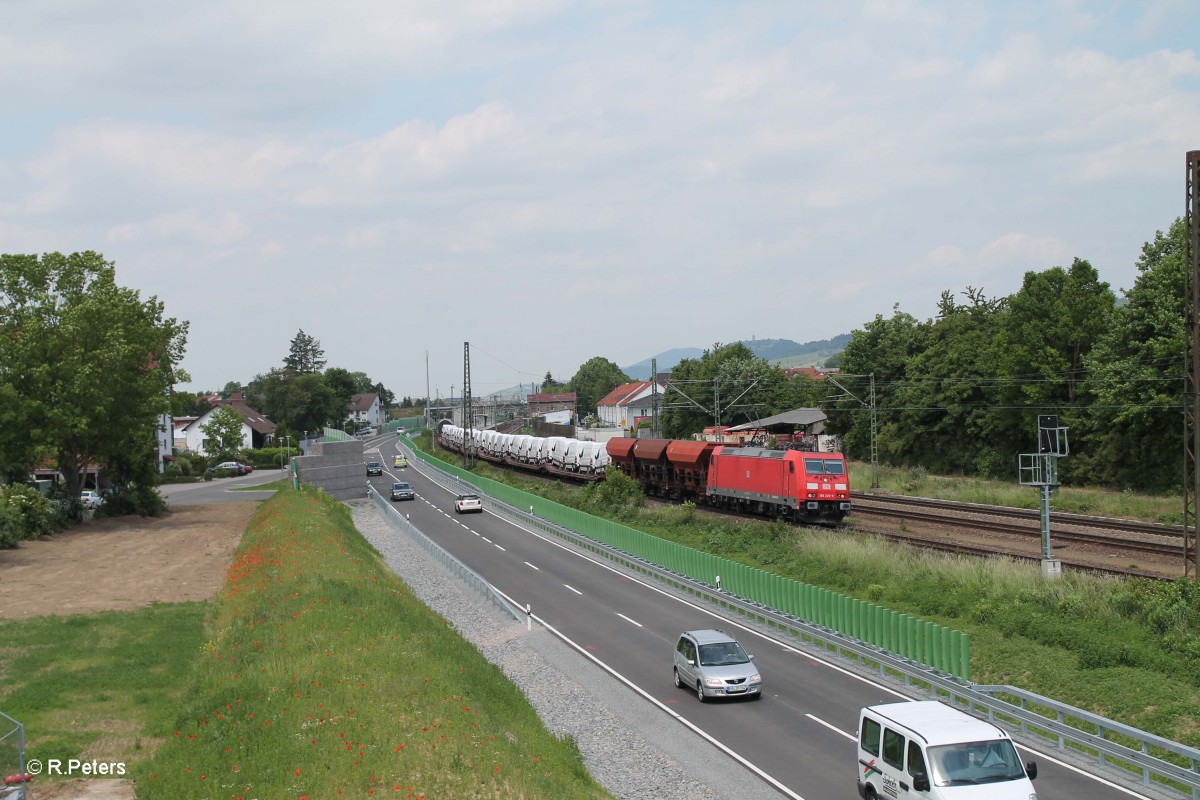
[857,701,1037,800]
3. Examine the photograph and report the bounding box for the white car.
[454,493,483,514]
[80,490,103,509]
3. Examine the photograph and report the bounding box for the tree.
[567,357,630,416]
[0,251,188,500]
[201,405,246,458]
[541,371,567,393]
[283,329,326,374]
[1081,219,1187,490]
[259,368,342,435]
[661,342,777,437]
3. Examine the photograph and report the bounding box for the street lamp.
[279,436,291,470]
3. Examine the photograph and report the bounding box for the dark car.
[366,461,383,476]
[391,482,415,501]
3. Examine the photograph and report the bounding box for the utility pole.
[425,351,431,430]
[651,358,661,437]
[826,373,879,489]
[1185,149,1200,578]
[463,342,474,467]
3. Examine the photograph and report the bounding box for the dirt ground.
[0,502,256,799]
[0,503,255,619]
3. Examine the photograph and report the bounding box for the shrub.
[0,503,21,548]
[95,483,167,518]
[0,484,54,543]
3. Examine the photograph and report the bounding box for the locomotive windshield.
[803,458,845,475]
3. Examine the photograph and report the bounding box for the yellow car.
[393,455,408,468]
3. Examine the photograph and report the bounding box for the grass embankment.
[0,485,609,798]
[137,485,610,799]
[413,432,1200,749]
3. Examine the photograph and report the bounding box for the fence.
[0,710,27,800]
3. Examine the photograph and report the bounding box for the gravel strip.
[348,500,782,800]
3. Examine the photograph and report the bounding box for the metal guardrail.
[399,441,1200,799]
[365,486,524,623]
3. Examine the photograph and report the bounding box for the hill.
[624,335,850,379]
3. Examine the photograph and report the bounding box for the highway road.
[367,436,1154,800]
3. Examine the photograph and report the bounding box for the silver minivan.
[673,629,762,702]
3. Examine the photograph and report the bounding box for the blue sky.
[2,1,1198,401]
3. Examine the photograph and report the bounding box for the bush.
[0,484,54,544]
[0,503,21,548]
[95,482,167,518]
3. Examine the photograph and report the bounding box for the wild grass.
[136,484,611,799]
[0,603,206,766]
[414,432,1200,746]
[851,462,1182,524]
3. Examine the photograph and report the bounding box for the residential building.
[527,392,576,424]
[596,380,665,433]
[348,392,382,429]
[178,394,276,455]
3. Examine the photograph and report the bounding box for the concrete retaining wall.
[296,439,368,501]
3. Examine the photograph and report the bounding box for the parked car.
[210,461,247,475]
[393,455,408,468]
[79,490,103,510]
[391,482,415,501]
[242,463,253,474]
[673,629,762,702]
[366,461,383,476]
[454,493,483,514]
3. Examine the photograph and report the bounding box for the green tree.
[260,369,342,435]
[661,342,776,437]
[993,259,1116,478]
[170,390,209,418]
[283,329,326,374]
[201,405,246,459]
[1081,219,1187,490]
[0,251,188,501]
[567,357,630,416]
[890,288,1007,474]
[541,371,567,393]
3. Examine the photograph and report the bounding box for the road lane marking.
[563,584,582,595]
[525,562,540,571]
[616,613,643,627]
[806,713,855,741]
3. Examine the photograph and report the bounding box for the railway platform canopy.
[727,407,828,434]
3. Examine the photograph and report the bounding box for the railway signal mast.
[1019,415,1069,579]
[1185,150,1199,579]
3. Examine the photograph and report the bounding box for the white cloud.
[0,1,1196,395]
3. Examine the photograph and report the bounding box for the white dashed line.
[563,584,582,595]
[524,561,540,571]
[616,613,643,627]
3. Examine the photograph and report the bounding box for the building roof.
[597,381,662,408]
[210,397,277,435]
[727,408,827,431]
[349,392,379,412]
[527,393,576,404]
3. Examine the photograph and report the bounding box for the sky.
[3,1,1199,403]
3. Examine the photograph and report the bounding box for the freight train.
[436,421,611,482]
[435,421,852,524]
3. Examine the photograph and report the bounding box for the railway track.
[850,493,1185,579]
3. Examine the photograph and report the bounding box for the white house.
[348,392,382,429]
[179,395,276,455]
[596,380,665,433]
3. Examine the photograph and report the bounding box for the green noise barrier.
[408,441,970,681]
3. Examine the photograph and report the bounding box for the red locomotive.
[607,437,850,524]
